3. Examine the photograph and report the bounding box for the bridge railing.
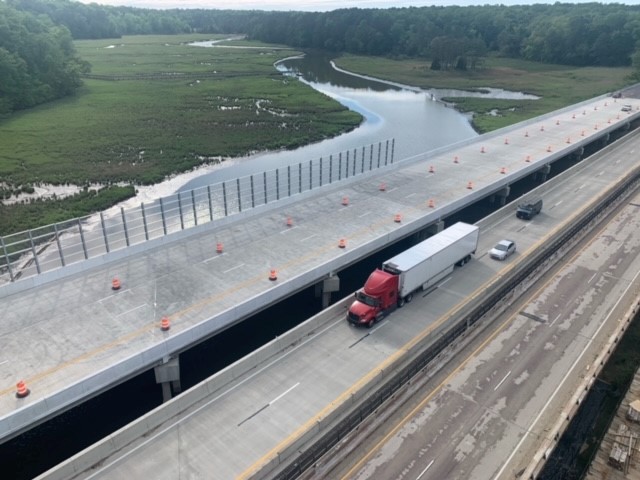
[0,140,394,285]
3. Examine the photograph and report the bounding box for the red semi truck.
[347,222,480,328]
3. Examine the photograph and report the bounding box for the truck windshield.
[355,291,379,307]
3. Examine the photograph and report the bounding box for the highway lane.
[40,129,640,479]
[334,185,640,479]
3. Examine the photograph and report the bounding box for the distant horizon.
[76,0,637,12]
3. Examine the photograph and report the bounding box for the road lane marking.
[494,371,512,391]
[358,211,372,218]
[116,304,148,318]
[548,313,562,327]
[416,460,434,480]
[223,263,245,274]
[203,254,222,263]
[300,234,317,242]
[588,272,598,284]
[238,383,300,426]
[271,383,300,405]
[495,259,640,479]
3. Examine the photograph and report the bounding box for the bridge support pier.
[154,355,181,403]
[537,163,552,182]
[491,186,511,206]
[315,273,340,309]
[425,220,445,237]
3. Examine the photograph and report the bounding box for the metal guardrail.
[271,147,640,480]
[0,140,394,284]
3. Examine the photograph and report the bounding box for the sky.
[77,0,638,12]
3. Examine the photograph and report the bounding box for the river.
[177,50,537,192]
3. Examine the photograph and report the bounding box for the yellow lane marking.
[237,168,638,479]
[340,187,624,479]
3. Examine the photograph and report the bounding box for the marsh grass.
[334,54,632,132]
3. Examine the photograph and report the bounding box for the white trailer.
[382,222,480,304]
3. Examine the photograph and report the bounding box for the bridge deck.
[1,95,638,446]
[38,115,640,480]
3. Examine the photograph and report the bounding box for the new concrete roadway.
[38,118,640,479]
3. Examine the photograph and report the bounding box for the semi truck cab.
[347,268,399,328]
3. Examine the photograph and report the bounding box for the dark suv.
[516,198,543,220]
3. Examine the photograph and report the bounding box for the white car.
[489,239,516,260]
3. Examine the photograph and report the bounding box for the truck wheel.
[398,297,405,308]
[367,319,374,328]
[405,293,413,303]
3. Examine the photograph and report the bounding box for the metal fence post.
[177,193,184,230]
[309,160,312,190]
[250,175,255,208]
[370,144,373,170]
[191,190,198,226]
[27,230,41,274]
[160,197,167,235]
[329,155,333,183]
[77,220,88,260]
[339,153,342,180]
[391,138,395,163]
[263,172,268,204]
[141,203,149,241]
[237,178,242,212]
[121,207,130,246]
[353,148,357,176]
[222,182,228,216]
[1,235,15,282]
[377,142,382,168]
[53,223,65,267]
[320,157,323,186]
[362,146,365,173]
[385,140,389,166]
[207,185,214,221]
[100,212,110,253]
[276,169,280,200]
[345,150,349,178]
[288,165,291,197]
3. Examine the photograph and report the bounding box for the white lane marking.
[495,267,640,480]
[416,460,434,480]
[84,315,345,478]
[203,254,222,263]
[270,383,300,405]
[554,200,563,207]
[98,289,131,303]
[494,371,512,391]
[588,272,598,284]
[577,184,586,190]
[548,313,562,327]
[406,193,418,198]
[280,227,295,234]
[223,263,245,274]
[117,304,148,318]
[301,234,317,242]
[597,171,605,177]
[0,360,8,366]
[358,211,372,218]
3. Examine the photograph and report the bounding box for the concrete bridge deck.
[38,122,640,480]
[1,94,638,447]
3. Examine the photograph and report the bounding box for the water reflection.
[179,50,529,191]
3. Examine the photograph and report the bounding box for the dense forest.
[3,0,640,115]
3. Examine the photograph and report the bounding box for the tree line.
[3,0,640,116]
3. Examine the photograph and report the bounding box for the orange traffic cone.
[16,380,30,398]
[480,146,485,154]
[111,277,121,290]
[525,131,529,137]
[525,155,531,163]
[394,213,402,223]
[160,316,170,331]
[540,125,545,132]
[429,165,435,173]
[546,145,552,152]
[286,217,293,227]
[428,199,435,208]
[467,181,473,189]
[216,242,223,254]
[453,156,459,164]
[342,196,349,206]
[500,167,506,174]
[269,269,278,281]
[504,138,509,145]
[338,238,346,249]
[379,183,386,191]
[566,137,571,144]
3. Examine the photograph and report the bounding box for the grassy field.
[1,37,636,236]
[334,54,634,132]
